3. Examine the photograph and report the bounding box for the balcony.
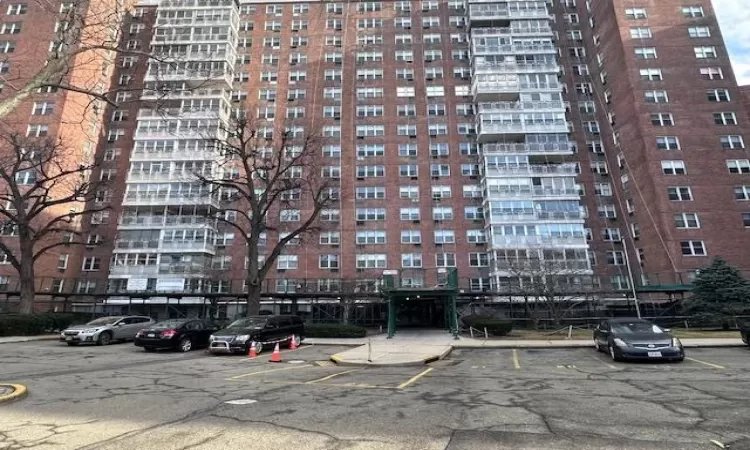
[471,43,557,56]
[477,100,566,113]
[143,70,234,88]
[160,240,216,253]
[481,142,575,156]
[486,187,581,200]
[472,61,560,75]
[134,128,223,141]
[488,235,588,249]
[477,120,569,141]
[155,16,234,27]
[469,5,550,23]
[159,0,237,10]
[487,210,583,223]
[151,33,230,44]
[491,259,591,274]
[472,79,561,102]
[119,215,216,228]
[114,240,160,250]
[158,264,209,275]
[471,26,554,37]
[122,193,220,207]
[130,149,219,161]
[109,265,159,276]
[483,163,579,177]
[127,171,203,182]
[139,87,231,102]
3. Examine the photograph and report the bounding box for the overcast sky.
[713,0,750,85]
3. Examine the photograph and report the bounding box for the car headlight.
[613,338,628,347]
[672,337,682,347]
[235,334,250,342]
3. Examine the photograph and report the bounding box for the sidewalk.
[0,335,59,344]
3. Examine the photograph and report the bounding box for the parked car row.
[60,315,306,353]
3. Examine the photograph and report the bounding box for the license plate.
[147,333,155,338]
[66,336,73,341]
[647,351,662,358]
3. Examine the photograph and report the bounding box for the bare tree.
[0,132,107,313]
[502,249,593,328]
[196,116,336,316]
[0,0,218,120]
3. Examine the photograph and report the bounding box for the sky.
[713,0,750,85]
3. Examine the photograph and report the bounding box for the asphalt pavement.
[1,340,749,449]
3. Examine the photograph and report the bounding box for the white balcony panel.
[472,43,557,56]
[483,163,578,177]
[488,235,588,248]
[481,142,574,156]
[122,193,220,207]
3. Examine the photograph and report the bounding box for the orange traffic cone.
[269,343,282,363]
[248,342,257,359]
[289,335,298,350]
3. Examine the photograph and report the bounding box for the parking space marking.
[268,380,400,390]
[512,349,521,370]
[686,357,726,369]
[590,354,618,370]
[305,369,358,384]
[397,367,433,389]
[227,364,313,380]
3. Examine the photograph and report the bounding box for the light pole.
[620,238,642,319]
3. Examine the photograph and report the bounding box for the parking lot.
[1,340,749,449]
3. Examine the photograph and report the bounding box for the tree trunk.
[245,282,262,316]
[17,243,35,314]
[342,299,352,325]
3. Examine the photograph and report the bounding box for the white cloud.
[713,0,750,84]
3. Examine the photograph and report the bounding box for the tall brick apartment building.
[3,0,750,317]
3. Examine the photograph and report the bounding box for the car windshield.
[87,317,121,326]
[227,318,267,329]
[611,322,664,334]
[153,320,187,329]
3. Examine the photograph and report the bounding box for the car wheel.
[288,335,301,348]
[96,331,112,346]
[248,340,263,355]
[593,338,601,352]
[609,344,620,362]
[66,342,79,346]
[178,337,192,352]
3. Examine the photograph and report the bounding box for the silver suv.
[60,316,154,346]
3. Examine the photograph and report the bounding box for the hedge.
[0,313,92,337]
[305,323,367,338]
[461,315,513,337]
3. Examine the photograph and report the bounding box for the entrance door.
[396,299,445,328]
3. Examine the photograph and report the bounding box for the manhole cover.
[224,399,257,405]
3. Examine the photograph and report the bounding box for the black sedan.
[593,318,685,362]
[741,323,749,346]
[134,319,219,352]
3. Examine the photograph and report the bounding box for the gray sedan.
[60,316,154,346]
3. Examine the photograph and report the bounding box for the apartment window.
[400,186,419,199]
[434,230,455,244]
[662,160,686,175]
[399,230,420,244]
[430,164,450,177]
[656,136,680,150]
[694,46,717,59]
[720,135,744,149]
[356,187,385,200]
[322,166,341,178]
[736,186,750,200]
[714,112,738,125]
[356,126,385,138]
[327,3,343,14]
[356,208,386,221]
[606,251,625,266]
[277,255,298,270]
[32,102,54,115]
[668,186,693,201]
[356,231,386,245]
[466,229,486,244]
[630,27,652,39]
[707,89,731,102]
[675,213,700,229]
[357,88,383,99]
[595,183,613,196]
[0,40,15,53]
[320,231,341,245]
[625,8,647,19]
[319,254,339,270]
[602,228,622,242]
[700,67,724,80]
[422,17,440,28]
[399,144,418,157]
[400,208,420,221]
[635,47,657,59]
[469,253,489,267]
[401,253,422,268]
[357,69,383,80]
[397,105,417,117]
[742,213,750,227]
[6,4,27,15]
[651,113,674,126]
[57,254,69,270]
[681,6,704,18]
[400,164,418,177]
[394,1,411,12]
[640,68,663,81]
[598,205,617,219]
[27,124,49,137]
[322,126,341,138]
[645,90,669,103]
[0,22,22,34]
[357,144,385,158]
[356,254,387,269]
[727,160,750,174]
[565,13,579,24]
[397,125,418,136]
[681,240,706,256]
[433,207,454,221]
[431,186,451,199]
[464,206,483,220]
[321,209,340,222]
[688,26,711,38]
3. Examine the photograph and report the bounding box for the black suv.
[208,315,305,355]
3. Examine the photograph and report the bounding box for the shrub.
[461,315,513,337]
[0,313,92,336]
[305,323,367,338]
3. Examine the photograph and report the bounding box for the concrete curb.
[329,346,453,367]
[0,384,28,405]
[0,335,59,344]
